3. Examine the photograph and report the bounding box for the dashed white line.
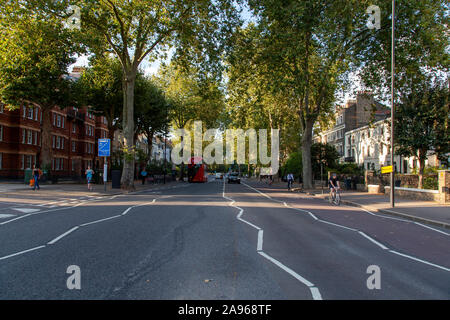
[358,231,388,250]
[47,226,79,245]
[79,215,121,227]
[242,182,450,273]
[223,180,322,300]
[0,245,46,261]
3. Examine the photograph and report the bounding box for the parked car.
[215,172,223,179]
[227,172,240,184]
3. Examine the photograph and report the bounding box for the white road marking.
[389,250,450,272]
[79,215,121,227]
[0,214,16,219]
[12,208,41,214]
[47,227,79,245]
[0,198,159,261]
[223,180,322,300]
[257,230,264,251]
[0,245,46,261]
[242,182,450,273]
[358,231,388,250]
[414,222,449,236]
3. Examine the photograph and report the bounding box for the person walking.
[32,164,41,190]
[85,166,94,191]
[141,167,148,185]
[287,173,294,191]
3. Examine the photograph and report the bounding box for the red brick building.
[0,103,109,179]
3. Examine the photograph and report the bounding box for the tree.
[395,80,449,189]
[134,76,170,162]
[74,55,123,142]
[239,1,373,189]
[24,0,240,190]
[0,3,81,167]
[311,143,340,179]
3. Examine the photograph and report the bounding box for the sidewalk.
[0,180,184,197]
[245,178,450,229]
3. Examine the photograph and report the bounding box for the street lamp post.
[390,0,396,208]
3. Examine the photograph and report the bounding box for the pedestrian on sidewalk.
[287,173,294,190]
[141,167,148,185]
[32,164,42,190]
[85,166,94,191]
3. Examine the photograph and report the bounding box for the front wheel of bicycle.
[334,192,341,205]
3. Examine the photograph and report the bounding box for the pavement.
[0,176,448,299]
[250,179,450,229]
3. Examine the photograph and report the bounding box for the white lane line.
[242,182,450,273]
[344,205,450,236]
[258,251,316,288]
[0,214,15,219]
[389,250,450,272]
[257,230,264,251]
[47,227,79,245]
[318,220,357,232]
[0,245,46,261]
[224,180,322,300]
[79,215,121,227]
[358,231,388,250]
[414,222,449,236]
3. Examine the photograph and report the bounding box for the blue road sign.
[98,139,110,157]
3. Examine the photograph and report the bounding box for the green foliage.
[335,163,364,176]
[423,176,438,190]
[283,152,302,178]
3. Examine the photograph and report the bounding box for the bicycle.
[329,187,341,205]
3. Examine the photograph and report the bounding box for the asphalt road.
[0,178,449,299]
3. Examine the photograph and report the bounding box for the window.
[25,155,32,169]
[0,104,4,113]
[62,117,65,128]
[52,135,55,148]
[34,108,38,121]
[72,124,76,133]
[61,137,64,150]
[0,125,3,141]
[72,141,76,152]
[34,131,37,145]
[72,159,75,171]
[22,129,26,144]
[27,130,33,145]
[56,136,60,149]
[57,115,61,127]
[23,106,26,118]
[53,113,56,126]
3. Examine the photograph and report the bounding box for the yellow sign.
[381,165,393,174]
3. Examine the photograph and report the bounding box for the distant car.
[215,172,223,179]
[227,172,240,184]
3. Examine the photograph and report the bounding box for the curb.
[333,198,450,230]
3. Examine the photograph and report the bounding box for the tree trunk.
[120,70,137,191]
[418,150,426,189]
[146,129,154,163]
[301,119,314,189]
[40,108,53,169]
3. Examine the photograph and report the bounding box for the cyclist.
[329,172,340,202]
[287,173,294,190]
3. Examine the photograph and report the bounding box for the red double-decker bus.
[187,156,208,183]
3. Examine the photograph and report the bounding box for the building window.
[57,115,61,127]
[27,130,33,144]
[56,136,61,149]
[34,108,38,121]
[34,131,37,145]
[72,124,76,133]
[72,159,75,171]
[72,141,76,152]
[53,113,56,126]
[52,135,55,148]
[23,106,26,118]
[0,125,3,141]
[61,137,64,150]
